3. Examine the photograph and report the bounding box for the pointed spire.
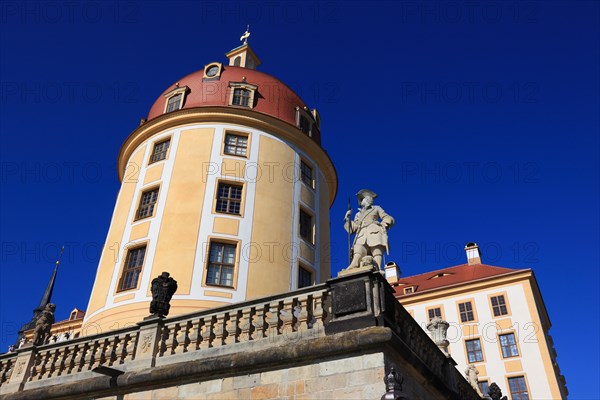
[34,249,62,313]
[14,246,63,345]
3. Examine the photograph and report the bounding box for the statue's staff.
[347,197,352,263]
[56,246,64,266]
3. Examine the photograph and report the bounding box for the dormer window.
[404,286,414,294]
[296,107,319,137]
[430,272,453,279]
[299,115,310,134]
[163,85,189,114]
[166,94,182,112]
[228,82,257,108]
[233,88,251,106]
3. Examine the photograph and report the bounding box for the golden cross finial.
[240,25,250,44]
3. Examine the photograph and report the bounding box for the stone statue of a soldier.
[33,303,55,346]
[150,272,178,317]
[344,189,395,269]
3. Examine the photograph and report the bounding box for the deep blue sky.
[1,1,598,397]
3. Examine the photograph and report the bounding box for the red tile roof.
[146,66,320,143]
[393,263,527,297]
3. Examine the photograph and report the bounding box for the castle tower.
[82,39,337,333]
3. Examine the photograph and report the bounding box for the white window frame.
[163,85,189,113]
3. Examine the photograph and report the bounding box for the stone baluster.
[76,342,90,373]
[65,344,78,374]
[58,346,70,376]
[167,323,180,356]
[311,291,326,330]
[31,351,44,381]
[116,335,126,364]
[107,336,120,366]
[295,295,310,333]
[38,351,53,380]
[265,302,282,339]
[225,310,240,345]
[117,333,132,364]
[199,316,215,350]
[252,306,267,339]
[175,321,191,354]
[159,324,172,357]
[86,340,100,371]
[213,314,227,347]
[124,333,137,362]
[239,308,254,343]
[0,358,14,384]
[48,347,66,378]
[44,349,59,379]
[280,299,295,337]
[97,338,110,367]
[189,319,201,351]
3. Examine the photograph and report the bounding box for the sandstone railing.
[0,272,479,400]
[0,285,328,394]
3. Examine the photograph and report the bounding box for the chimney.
[464,242,482,265]
[385,261,401,283]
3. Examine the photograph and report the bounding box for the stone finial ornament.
[465,365,484,397]
[487,383,508,400]
[33,303,55,346]
[426,317,450,357]
[150,272,178,317]
[381,367,407,400]
[344,189,395,271]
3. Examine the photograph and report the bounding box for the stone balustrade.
[0,285,329,395]
[0,272,480,400]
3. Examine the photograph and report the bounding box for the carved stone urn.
[426,317,450,357]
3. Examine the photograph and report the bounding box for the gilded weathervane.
[240,25,251,44]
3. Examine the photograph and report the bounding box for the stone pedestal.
[130,315,164,369]
[0,346,35,394]
[337,265,378,277]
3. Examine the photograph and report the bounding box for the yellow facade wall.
[148,128,214,297]
[143,163,164,185]
[129,221,150,241]
[300,185,314,209]
[246,136,294,299]
[505,359,523,373]
[85,145,147,317]
[213,217,240,235]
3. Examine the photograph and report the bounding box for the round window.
[206,65,219,77]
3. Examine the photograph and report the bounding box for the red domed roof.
[147,66,319,143]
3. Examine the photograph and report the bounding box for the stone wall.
[115,353,385,400]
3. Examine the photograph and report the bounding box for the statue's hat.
[356,189,377,202]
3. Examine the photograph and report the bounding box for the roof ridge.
[398,263,521,282]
